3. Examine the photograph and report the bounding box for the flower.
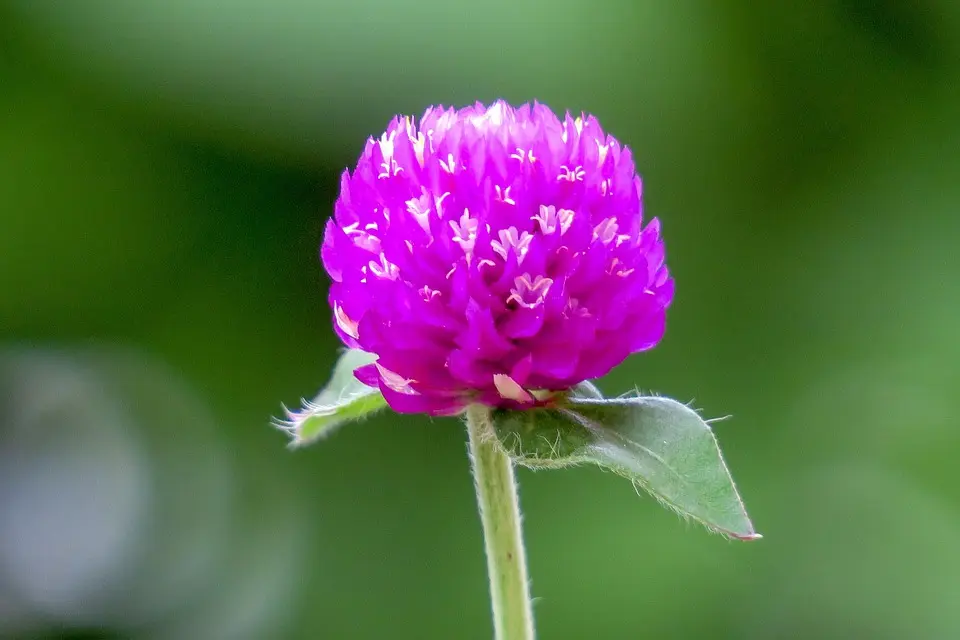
[321,101,674,415]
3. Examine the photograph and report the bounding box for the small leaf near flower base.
[277,349,387,447]
[492,395,759,541]
[570,380,604,399]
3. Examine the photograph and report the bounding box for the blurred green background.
[1,1,959,638]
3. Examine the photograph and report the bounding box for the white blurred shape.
[0,351,150,623]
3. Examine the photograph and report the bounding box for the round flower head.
[321,101,674,415]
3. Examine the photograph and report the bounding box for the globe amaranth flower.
[321,100,674,416]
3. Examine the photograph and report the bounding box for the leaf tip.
[733,530,763,542]
[719,522,762,542]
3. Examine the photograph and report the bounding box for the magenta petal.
[378,382,467,416]
[531,345,580,381]
[500,305,545,339]
[447,349,499,387]
[628,311,667,352]
[509,354,533,386]
[332,319,362,350]
[353,363,381,388]
[457,303,513,359]
[320,100,674,414]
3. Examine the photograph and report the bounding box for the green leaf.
[277,349,387,447]
[569,379,604,399]
[492,396,759,541]
[571,397,759,540]
[492,407,593,468]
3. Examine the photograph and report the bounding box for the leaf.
[569,379,604,399]
[276,349,387,447]
[492,396,759,541]
[570,397,759,540]
[492,407,593,468]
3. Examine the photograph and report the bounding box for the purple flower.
[321,101,673,415]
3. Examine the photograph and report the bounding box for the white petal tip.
[493,374,534,404]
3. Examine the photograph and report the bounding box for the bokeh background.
[2,1,959,638]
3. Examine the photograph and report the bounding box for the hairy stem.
[466,404,535,640]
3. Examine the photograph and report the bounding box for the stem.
[465,404,535,640]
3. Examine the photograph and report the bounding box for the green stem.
[466,404,535,640]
